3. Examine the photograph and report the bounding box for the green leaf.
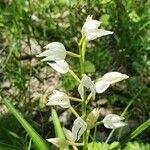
[51,108,65,138]
[119,119,150,148]
[61,74,78,90]
[100,14,110,26]
[51,108,69,150]
[88,142,111,150]
[85,61,96,73]
[124,142,150,150]
[0,142,22,150]
[3,99,50,150]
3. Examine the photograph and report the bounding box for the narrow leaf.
[3,99,50,150]
[51,108,69,150]
[112,119,150,149]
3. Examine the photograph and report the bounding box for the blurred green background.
[0,0,149,149]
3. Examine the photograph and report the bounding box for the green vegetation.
[0,0,149,149]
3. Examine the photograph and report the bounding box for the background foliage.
[0,0,149,149]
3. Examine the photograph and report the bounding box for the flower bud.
[86,108,100,129]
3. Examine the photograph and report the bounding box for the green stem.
[66,51,80,58]
[79,36,88,150]
[79,36,86,76]
[92,126,97,149]
[105,129,115,144]
[68,69,81,83]
[69,96,82,102]
[69,106,80,118]
[95,121,103,127]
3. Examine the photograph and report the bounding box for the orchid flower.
[37,42,66,61]
[64,117,87,142]
[95,72,129,93]
[102,114,127,129]
[81,15,113,41]
[47,90,70,108]
[37,42,69,74]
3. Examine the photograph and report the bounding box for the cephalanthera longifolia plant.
[2,14,150,150]
[37,15,129,150]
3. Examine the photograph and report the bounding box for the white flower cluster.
[37,15,128,148]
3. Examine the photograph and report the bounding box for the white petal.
[97,29,113,37]
[79,74,96,99]
[48,60,69,74]
[63,128,76,142]
[113,122,127,128]
[82,19,101,35]
[72,117,87,141]
[78,84,84,99]
[102,72,129,84]
[89,82,96,99]
[95,80,110,93]
[81,74,93,88]
[46,138,68,149]
[37,42,66,61]
[47,90,70,108]
[86,29,113,41]
[44,42,66,51]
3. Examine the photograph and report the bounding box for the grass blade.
[3,99,50,150]
[112,119,150,149]
[51,108,69,150]
[120,119,150,144]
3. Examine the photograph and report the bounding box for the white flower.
[95,72,129,93]
[37,42,66,61]
[46,138,68,149]
[72,117,87,141]
[47,90,70,108]
[81,15,113,41]
[78,74,96,99]
[86,108,100,129]
[63,117,87,142]
[102,114,127,129]
[47,60,69,74]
